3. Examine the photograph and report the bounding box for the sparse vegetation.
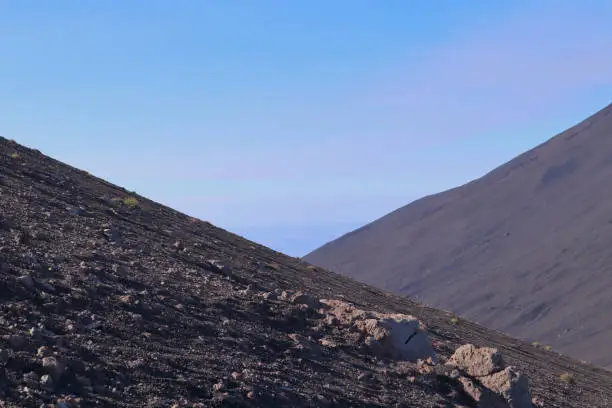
[545,345,552,351]
[123,196,139,207]
[9,152,19,159]
[560,372,575,385]
[449,316,459,325]
[112,196,139,208]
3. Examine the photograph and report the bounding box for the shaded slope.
[1,136,611,407]
[304,103,612,368]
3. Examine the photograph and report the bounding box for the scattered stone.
[289,291,321,308]
[357,372,370,381]
[55,396,81,408]
[279,290,294,301]
[319,337,338,348]
[42,356,65,381]
[28,326,42,338]
[118,294,135,304]
[264,262,281,271]
[288,333,306,344]
[17,275,35,289]
[206,259,229,273]
[39,281,56,293]
[261,291,278,300]
[103,227,121,242]
[40,374,54,390]
[416,358,435,375]
[111,264,129,277]
[23,371,39,385]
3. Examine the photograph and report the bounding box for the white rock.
[480,366,533,408]
[377,315,437,362]
[322,299,437,362]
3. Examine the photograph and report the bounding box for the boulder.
[372,315,436,362]
[320,299,436,362]
[446,344,504,377]
[447,344,533,408]
[479,367,533,408]
[42,356,65,381]
[456,376,509,408]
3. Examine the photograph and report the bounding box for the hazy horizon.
[2,1,611,255]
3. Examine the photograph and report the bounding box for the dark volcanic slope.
[1,137,612,408]
[305,103,612,368]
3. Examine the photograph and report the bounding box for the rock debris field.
[2,137,612,407]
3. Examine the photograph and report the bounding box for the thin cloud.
[369,3,612,141]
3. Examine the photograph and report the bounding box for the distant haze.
[1,1,611,255]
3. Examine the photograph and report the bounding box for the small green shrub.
[112,196,139,208]
[560,372,575,385]
[9,152,19,159]
[122,196,139,208]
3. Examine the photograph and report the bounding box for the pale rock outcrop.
[319,299,436,362]
[446,344,533,408]
[447,344,504,377]
[479,367,533,408]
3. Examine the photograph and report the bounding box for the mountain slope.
[304,103,612,368]
[2,136,612,407]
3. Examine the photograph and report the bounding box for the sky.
[1,1,611,256]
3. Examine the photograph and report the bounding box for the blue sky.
[1,1,611,256]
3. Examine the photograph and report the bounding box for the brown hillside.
[305,103,612,368]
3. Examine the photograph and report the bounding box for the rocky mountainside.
[304,103,612,369]
[1,136,612,407]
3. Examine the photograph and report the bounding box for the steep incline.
[305,103,612,368]
[1,136,612,407]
